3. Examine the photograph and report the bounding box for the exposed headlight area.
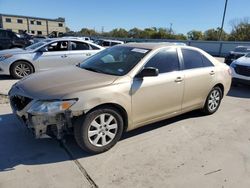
[0,54,13,61]
[27,99,77,115]
[230,61,237,68]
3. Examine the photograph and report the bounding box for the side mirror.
[137,67,159,78]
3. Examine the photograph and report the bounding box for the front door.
[131,48,184,127]
[33,40,71,72]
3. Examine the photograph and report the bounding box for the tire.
[10,61,34,79]
[202,86,222,115]
[74,107,124,154]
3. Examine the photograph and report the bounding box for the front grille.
[235,64,250,77]
[10,95,32,111]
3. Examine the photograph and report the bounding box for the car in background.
[230,53,250,85]
[0,29,31,50]
[0,38,104,78]
[8,43,231,153]
[62,36,93,42]
[94,39,124,47]
[225,46,250,65]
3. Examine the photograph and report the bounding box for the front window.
[25,40,51,50]
[79,46,150,76]
[144,48,180,74]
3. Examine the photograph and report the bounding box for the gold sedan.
[9,43,232,153]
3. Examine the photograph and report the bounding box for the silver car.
[0,38,104,78]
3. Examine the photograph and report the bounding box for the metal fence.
[100,37,250,57]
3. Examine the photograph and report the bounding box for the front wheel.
[202,86,222,115]
[74,107,124,154]
[10,61,34,79]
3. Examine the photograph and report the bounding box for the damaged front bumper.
[8,92,81,139]
[20,112,72,139]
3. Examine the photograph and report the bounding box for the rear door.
[34,40,71,71]
[67,41,100,65]
[180,48,216,111]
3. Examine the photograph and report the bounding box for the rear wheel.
[202,86,222,115]
[74,107,124,154]
[10,61,34,79]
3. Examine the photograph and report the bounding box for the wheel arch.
[9,59,35,73]
[213,83,224,97]
[85,103,129,133]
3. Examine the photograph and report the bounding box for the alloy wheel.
[14,63,32,78]
[208,89,221,112]
[87,113,118,147]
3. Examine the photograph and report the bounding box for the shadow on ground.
[227,85,250,98]
[0,110,203,171]
[0,75,15,80]
[1,84,249,171]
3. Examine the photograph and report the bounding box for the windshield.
[235,47,250,53]
[24,39,52,50]
[79,46,150,76]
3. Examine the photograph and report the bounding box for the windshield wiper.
[82,67,103,73]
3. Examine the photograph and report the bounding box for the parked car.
[8,43,231,154]
[0,38,104,78]
[0,29,31,50]
[62,36,93,42]
[230,53,250,85]
[224,46,250,65]
[94,39,124,47]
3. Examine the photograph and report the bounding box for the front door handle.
[61,54,67,58]
[210,70,215,75]
[175,77,183,82]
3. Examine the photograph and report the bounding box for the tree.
[79,28,97,36]
[203,28,227,41]
[110,28,128,38]
[187,30,203,40]
[228,18,250,41]
[128,27,143,38]
[175,34,187,40]
[65,27,71,33]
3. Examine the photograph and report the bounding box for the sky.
[0,0,249,34]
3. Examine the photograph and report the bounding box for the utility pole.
[219,0,228,40]
[169,23,173,34]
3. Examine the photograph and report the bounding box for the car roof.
[97,39,123,43]
[122,42,185,50]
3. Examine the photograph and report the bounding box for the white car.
[0,38,104,78]
[94,39,124,47]
[230,53,250,85]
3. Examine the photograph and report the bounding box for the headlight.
[0,54,13,61]
[28,99,77,115]
[230,61,237,68]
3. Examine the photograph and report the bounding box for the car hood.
[0,48,30,55]
[229,51,247,55]
[234,56,250,66]
[12,66,118,100]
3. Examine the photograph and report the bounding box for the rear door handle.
[210,70,215,75]
[61,54,67,58]
[175,77,183,82]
